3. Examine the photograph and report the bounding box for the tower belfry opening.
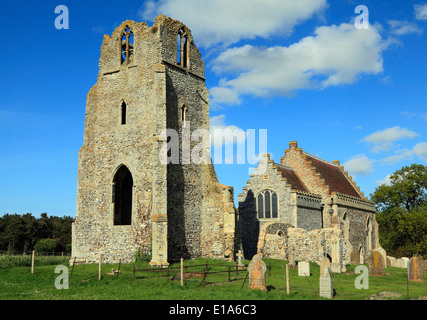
[121,27,134,64]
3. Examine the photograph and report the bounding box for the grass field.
[0,255,426,301]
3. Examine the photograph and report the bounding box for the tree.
[0,213,74,253]
[371,164,427,257]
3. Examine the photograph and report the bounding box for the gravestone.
[319,266,334,299]
[248,254,267,291]
[298,261,310,276]
[320,257,331,276]
[408,257,424,282]
[368,251,385,276]
[402,257,409,268]
[374,247,387,268]
[237,250,245,269]
[351,251,360,265]
[395,259,405,268]
[387,256,396,267]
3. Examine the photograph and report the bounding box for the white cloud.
[415,4,427,20]
[412,142,427,161]
[401,111,427,122]
[210,22,388,105]
[343,155,375,176]
[209,115,246,147]
[380,142,427,164]
[362,126,419,153]
[376,174,392,187]
[388,20,423,35]
[139,0,327,47]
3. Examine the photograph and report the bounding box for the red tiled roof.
[275,164,308,192]
[304,154,362,198]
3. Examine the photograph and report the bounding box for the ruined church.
[71,15,237,265]
[72,15,383,270]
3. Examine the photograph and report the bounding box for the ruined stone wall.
[287,227,346,272]
[73,20,163,263]
[73,16,237,264]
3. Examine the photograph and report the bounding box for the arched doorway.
[113,165,133,225]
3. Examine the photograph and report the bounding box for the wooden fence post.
[98,253,102,281]
[71,256,76,276]
[286,263,290,295]
[181,258,184,287]
[31,251,35,275]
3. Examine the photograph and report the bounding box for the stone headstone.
[374,247,387,268]
[320,257,331,276]
[387,256,396,267]
[368,251,385,276]
[395,259,403,268]
[351,251,360,265]
[298,261,310,276]
[248,254,267,291]
[237,250,244,268]
[319,266,334,299]
[408,257,424,282]
[402,257,409,268]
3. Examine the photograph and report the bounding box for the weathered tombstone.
[298,261,310,276]
[408,257,424,282]
[237,250,244,269]
[320,257,331,276]
[395,259,405,268]
[374,247,387,268]
[402,257,409,268]
[387,256,396,267]
[368,251,385,277]
[319,266,334,299]
[351,251,360,265]
[247,254,267,291]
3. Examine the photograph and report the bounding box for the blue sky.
[1,0,426,217]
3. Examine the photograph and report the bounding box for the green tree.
[371,164,427,257]
[34,238,59,254]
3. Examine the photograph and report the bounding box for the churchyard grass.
[0,258,425,300]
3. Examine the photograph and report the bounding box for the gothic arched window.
[113,165,133,225]
[256,190,278,219]
[177,27,188,68]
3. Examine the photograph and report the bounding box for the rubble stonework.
[71,15,237,264]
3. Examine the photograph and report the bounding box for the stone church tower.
[71,15,237,265]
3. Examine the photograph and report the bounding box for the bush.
[34,239,58,254]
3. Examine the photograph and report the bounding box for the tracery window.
[121,27,134,64]
[256,190,278,219]
[177,27,188,68]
